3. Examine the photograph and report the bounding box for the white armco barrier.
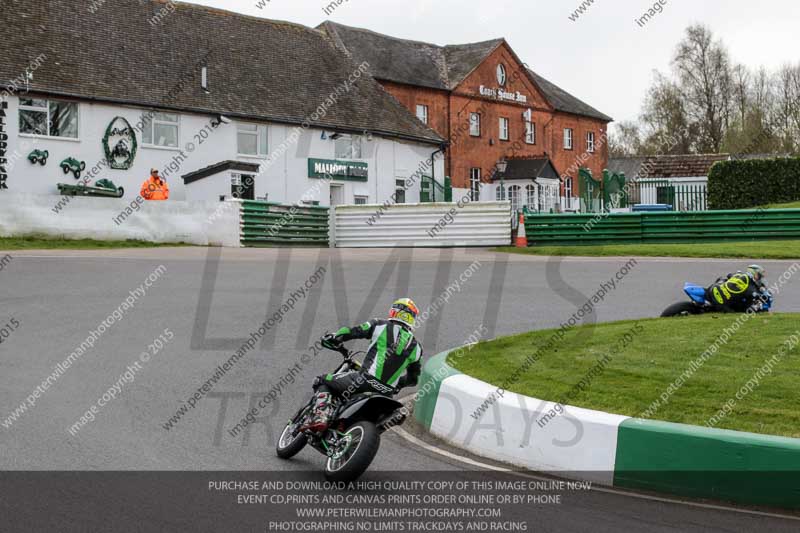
[0,194,241,247]
[431,373,628,485]
[335,201,511,247]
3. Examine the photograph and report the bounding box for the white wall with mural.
[2,95,443,206]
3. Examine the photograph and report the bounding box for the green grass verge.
[764,201,800,209]
[0,236,188,250]
[495,240,800,259]
[449,314,800,438]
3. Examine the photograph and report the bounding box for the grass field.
[496,240,800,259]
[449,314,800,437]
[0,236,187,250]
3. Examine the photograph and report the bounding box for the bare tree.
[608,120,643,157]
[731,64,750,127]
[671,24,733,153]
[773,64,800,154]
[639,72,693,154]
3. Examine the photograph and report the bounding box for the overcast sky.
[190,0,800,128]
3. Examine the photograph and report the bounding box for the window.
[469,168,481,201]
[142,112,179,148]
[335,135,363,159]
[416,104,429,125]
[354,196,368,205]
[564,177,574,197]
[237,123,268,157]
[587,132,596,153]
[525,122,535,144]
[19,98,78,138]
[563,128,573,150]
[231,173,255,200]
[495,184,505,201]
[508,185,521,213]
[526,184,536,208]
[469,113,481,137]
[395,179,407,204]
[496,64,507,86]
[499,117,509,141]
[539,185,547,212]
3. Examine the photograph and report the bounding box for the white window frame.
[142,111,180,149]
[469,167,481,201]
[564,177,574,197]
[416,104,429,125]
[526,184,536,208]
[335,134,363,160]
[564,128,574,150]
[354,195,369,205]
[495,184,505,201]
[587,131,596,153]
[469,113,481,137]
[499,117,509,141]
[237,122,268,158]
[525,121,535,144]
[18,98,79,140]
[508,185,521,213]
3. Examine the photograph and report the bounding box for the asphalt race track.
[1,247,799,532]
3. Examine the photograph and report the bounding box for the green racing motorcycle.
[275,344,408,482]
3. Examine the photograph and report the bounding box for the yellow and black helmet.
[389,298,419,328]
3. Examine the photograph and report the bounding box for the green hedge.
[708,157,800,210]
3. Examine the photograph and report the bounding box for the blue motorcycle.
[661,282,773,317]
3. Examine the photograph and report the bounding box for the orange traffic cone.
[515,212,527,247]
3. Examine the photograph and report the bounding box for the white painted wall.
[3,95,443,206]
[0,193,240,247]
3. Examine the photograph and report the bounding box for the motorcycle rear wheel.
[324,421,380,482]
[276,419,308,459]
[661,301,701,317]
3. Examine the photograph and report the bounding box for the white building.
[487,157,563,213]
[1,0,445,207]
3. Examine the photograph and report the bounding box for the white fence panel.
[0,194,241,247]
[334,201,511,247]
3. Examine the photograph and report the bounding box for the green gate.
[579,168,602,213]
[603,170,628,210]
[579,168,627,213]
[420,176,453,203]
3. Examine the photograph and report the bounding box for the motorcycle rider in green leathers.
[302,298,423,433]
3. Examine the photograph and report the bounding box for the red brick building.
[320,22,612,211]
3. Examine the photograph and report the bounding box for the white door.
[329,184,344,206]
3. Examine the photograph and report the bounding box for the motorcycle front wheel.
[661,301,702,317]
[324,421,380,482]
[276,418,308,459]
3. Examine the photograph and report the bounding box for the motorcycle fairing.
[683,282,707,305]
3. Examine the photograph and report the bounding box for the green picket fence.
[525,209,800,246]
[240,200,329,247]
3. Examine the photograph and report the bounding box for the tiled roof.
[321,22,612,122]
[0,0,444,145]
[321,21,504,91]
[320,21,455,90]
[493,157,560,181]
[182,161,261,184]
[526,70,613,122]
[609,154,731,179]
